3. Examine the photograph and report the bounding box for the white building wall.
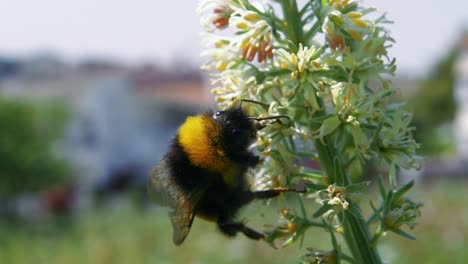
[454,50,468,158]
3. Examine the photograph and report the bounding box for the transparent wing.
[147,159,177,208]
[169,197,196,245]
[147,159,205,245]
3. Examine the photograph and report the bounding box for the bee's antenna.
[248,115,290,130]
[247,115,290,122]
[239,99,270,109]
[239,99,290,127]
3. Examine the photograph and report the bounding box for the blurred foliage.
[0,183,466,264]
[409,47,457,154]
[0,98,70,198]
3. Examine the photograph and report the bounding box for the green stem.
[311,105,383,264]
[370,226,384,247]
[279,1,383,262]
[311,131,382,262]
[280,0,305,47]
[304,76,381,263]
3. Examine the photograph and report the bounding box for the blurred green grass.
[0,182,467,264]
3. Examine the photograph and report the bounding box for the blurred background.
[0,1,466,263]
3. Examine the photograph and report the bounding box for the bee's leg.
[250,187,305,200]
[241,225,265,240]
[217,221,264,240]
[250,180,307,199]
[236,186,305,207]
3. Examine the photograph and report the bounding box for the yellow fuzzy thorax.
[178,115,223,170]
[178,115,240,186]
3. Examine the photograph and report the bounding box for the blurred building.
[69,69,209,196]
[0,56,210,207]
[454,33,468,159]
[0,57,22,81]
[404,33,468,184]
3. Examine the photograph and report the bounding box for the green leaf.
[304,21,322,41]
[282,232,299,247]
[313,203,333,218]
[347,204,365,220]
[349,124,369,150]
[310,47,323,60]
[377,175,386,199]
[301,168,324,179]
[389,161,397,186]
[324,218,340,252]
[341,254,360,264]
[333,123,346,149]
[367,201,382,225]
[346,181,370,193]
[341,2,359,13]
[266,68,292,77]
[392,228,416,240]
[255,71,266,83]
[318,115,341,141]
[304,181,327,191]
[298,195,308,218]
[387,102,406,110]
[393,180,415,200]
[304,83,320,110]
[384,190,394,213]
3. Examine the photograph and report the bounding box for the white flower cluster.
[198,0,421,189]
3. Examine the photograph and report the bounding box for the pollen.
[352,18,368,29]
[243,12,260,22]
[216,61,228,71]
[347,29,362,41]
[236,22,249,29]
[215,40,228,48]
[346,11,363,19]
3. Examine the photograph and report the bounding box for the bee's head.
[212,106,256,155]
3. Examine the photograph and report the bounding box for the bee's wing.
[147,159,205,245]
[169,188,204,245]
[147,159,178,208]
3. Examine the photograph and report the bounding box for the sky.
[0,0,467,76]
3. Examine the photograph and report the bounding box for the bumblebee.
[148,104,300,245]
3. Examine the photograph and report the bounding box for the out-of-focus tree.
[409,43,458,154]
[0,99,70,198]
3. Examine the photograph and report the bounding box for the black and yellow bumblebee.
[147,103,301,245]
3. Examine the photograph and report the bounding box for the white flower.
[198,0,238,31]
[210,69,258,107]
[326,185,349,209]
[236,20,273,62]
[201,37,240,71]
[274,44,320,74]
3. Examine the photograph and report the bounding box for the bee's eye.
[213,111,222,119]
